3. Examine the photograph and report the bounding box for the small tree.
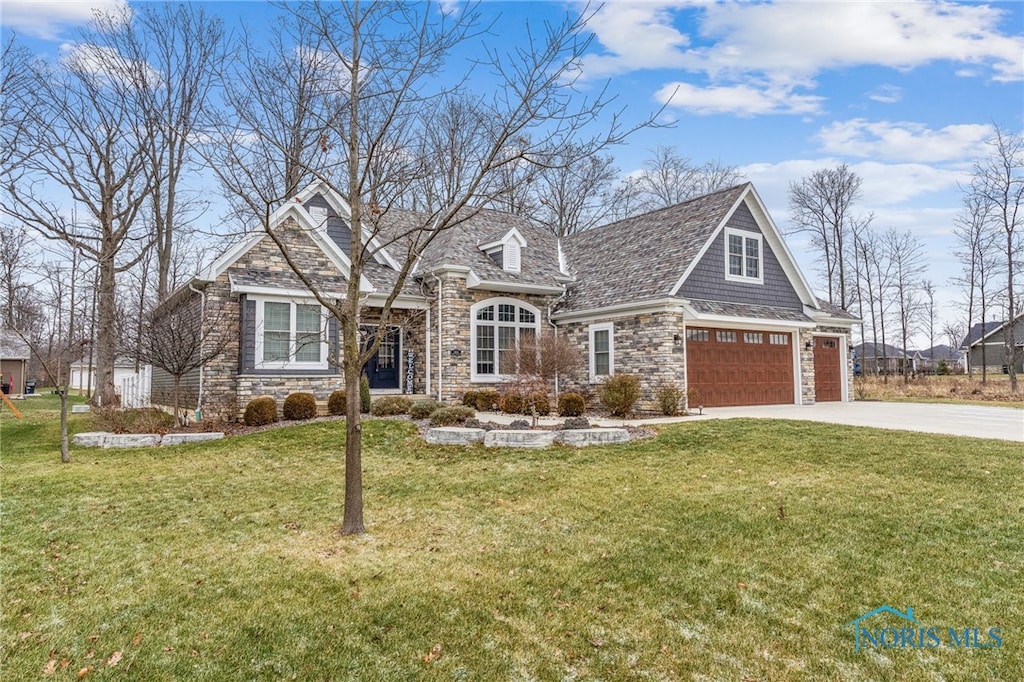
[142,286,229,425]
[515,331,583,400]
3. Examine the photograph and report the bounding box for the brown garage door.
[686,328,794,407]
[813,336,842,402]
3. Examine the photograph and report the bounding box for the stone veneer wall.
[424,274,562,404]
[199,218,429,420]
[798,328,816,406]
[557,311,688,413]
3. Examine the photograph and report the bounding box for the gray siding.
[238,294,341,376]
[151,365,199,410]
[677,203,803,309]
[304,194,352,258]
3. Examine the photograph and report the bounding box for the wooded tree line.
[788,129,1023,390]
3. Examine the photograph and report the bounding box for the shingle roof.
[560,184,749,311]
[961,320,1005,348]
[814,298,859,320]
[687,299,814,322]
[379,206,565,290]
[0,330,31,360]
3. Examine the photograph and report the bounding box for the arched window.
[470,298,540,381]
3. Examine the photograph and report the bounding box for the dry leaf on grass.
[131,632,143,646]
[77,665,93,679]
[423,643,442,663]
[107,651,123,666]
[42,658,57,675]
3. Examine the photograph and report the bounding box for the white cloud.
[59,42,159,87]
[814,119,994,163]
[580,2,697,79]
[867,85,902,104]
[655,80,825,116]
[1,0,129,40]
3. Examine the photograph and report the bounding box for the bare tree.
[143,288,229,425]
[970,125,1023,391]
[788,164,863,309]
[2,13,156,407]
[101,3,225,302]
[951,190,1001,380]
[515,331,583,399]
[532,147,619,238]
[207,1,649,535]
[0,223,33,328]
[611,147,743,220]
[887,230,926,383]
[922,279,936,361]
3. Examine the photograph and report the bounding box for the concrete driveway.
[692,401,1023,442]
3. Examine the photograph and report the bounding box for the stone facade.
[558,310,688,413]
[423,272,562,404]
[798,328,816,405]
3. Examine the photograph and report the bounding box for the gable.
[676,202,804,310]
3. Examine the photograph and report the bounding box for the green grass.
[2,395,1021,680]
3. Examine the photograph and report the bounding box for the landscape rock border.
[73,431,224,448]
[425,427,630,447]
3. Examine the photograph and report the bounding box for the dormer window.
[480,228,526,274]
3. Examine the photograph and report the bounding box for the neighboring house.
[155,180,859,419]
[852,342,910,376]
[961,316,1024,374]
[0,329,31,396]
[69,356,140,395]
[912,345,966,373]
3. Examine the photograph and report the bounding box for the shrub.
[499,392,524,414]
[243,395,278,426]
[92,407,176,434]
[557,392,586,417]
[598,374,641,417]
[936,358,950,375]
[507,419,531,430]
[327,389,347,416]
[410,399,442,419]
[562,416,590,430]
[525,391,550,415]
[283,392,318,420]
[370,395,412,416]
[462,390,480,408]
[474,390,500,411]
[359,374,371,414]
[429,405,476,426]
[656,382,684,416]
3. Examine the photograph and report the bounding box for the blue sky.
[3,1,1022,346]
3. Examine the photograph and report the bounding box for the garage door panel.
[687,327,794,407]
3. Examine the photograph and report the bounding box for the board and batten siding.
[677,203,803,310]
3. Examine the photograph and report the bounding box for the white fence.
[120,365,152,408]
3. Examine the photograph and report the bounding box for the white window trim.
[589,322,614,383]
[724,227,764,285]
[253,295,329,370]
[469,297,541,382]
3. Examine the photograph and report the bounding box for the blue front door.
[365,327,400,390]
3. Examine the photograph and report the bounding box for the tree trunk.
[94,250,119,407]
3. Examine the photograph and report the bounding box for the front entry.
[364,327,400,389]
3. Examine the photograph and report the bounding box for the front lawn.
[2,398,1020,680]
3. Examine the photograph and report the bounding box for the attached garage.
[685,327,795,407]
[813,336,843,402]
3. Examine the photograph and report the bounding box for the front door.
[365,327,400,389]
[813,336,842,402]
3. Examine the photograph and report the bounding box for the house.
[852,342,911,375]
[961,317,1024,374]
[69,356,141,395]
[154,181,859,420]
[0,329,31,396]
[912,345,966,374]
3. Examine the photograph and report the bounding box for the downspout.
[547,284,569,399]
[425,307,432,397]
[433,274,443,402]
[188,281,206,420]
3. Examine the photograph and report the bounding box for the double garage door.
[686,328,845,407]
[686,328,795,407]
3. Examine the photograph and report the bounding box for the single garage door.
[813,336,842,402]
[686,328,794,407]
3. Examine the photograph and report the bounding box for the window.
[255,298,327,369]
[821,338,837,349]
[769,333,789,345]
[471,298,540,380]
[589,323,614,381]
[725,228,763,284]
[744,332,763,344]
[686,328,709,342]
[717,330,737,343]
